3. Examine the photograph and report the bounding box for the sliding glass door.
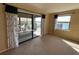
[17,13,42,43]
[18,13,32,43]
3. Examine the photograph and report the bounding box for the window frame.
[55,15,71,31]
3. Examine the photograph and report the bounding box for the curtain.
[6,12,19,49]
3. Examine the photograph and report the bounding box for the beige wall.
[45,14,55,35]
[0,4,8,52]
[51,9,79,41]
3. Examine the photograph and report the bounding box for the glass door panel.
[18,13,32,43]
[33,16,41,37]
[17,13,42,43]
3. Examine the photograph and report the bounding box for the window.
[55,16,71,31]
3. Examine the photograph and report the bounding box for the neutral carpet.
[1,35,79,55]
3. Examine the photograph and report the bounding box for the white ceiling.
[8,3,79,14]
[27,3,79,13]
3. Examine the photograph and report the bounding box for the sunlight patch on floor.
[62,39,79,53]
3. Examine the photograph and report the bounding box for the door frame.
[18,12,42,44]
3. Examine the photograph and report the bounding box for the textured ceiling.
[28,3,79,13]
[8,3,79,14]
